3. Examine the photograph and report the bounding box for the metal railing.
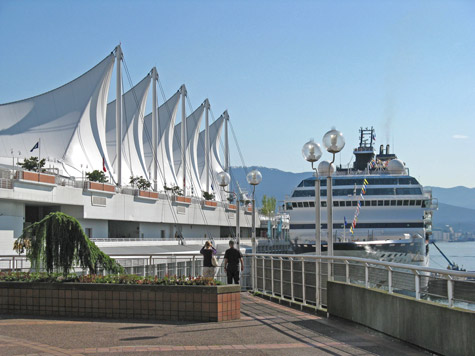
[2,252,474,310]
[250,253,475,311]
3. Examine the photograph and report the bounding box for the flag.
[102,157,107,172]
[30,142,39,152]
[363,178,368,185]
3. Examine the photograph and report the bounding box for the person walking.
[223,240,244,284]
[200,240,217,278]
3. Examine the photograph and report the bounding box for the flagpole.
[38,138,41,173]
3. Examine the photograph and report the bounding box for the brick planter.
[0,282,240,322]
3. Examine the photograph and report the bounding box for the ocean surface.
[429,241,475,272]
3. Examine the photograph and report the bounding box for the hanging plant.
[14,212,123,276]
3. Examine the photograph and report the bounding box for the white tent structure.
[173,102,205,196]
[0,53,116,177]
[0,46,232,201]
[105,74,151,182]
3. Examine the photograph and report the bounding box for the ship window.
[384,200,390,206]
[371,200,377,206]
[321,201,327,207]
[292,190,315,197]
[352,201,357,206]
[303,202,309,208]
[333,201,338,207]
[390,200,396,206]
[298,181,304,187]
[286,202,293,210]
[396,187,422,195]
[409,200,415,206]
[403,200,409,206]
[364,200,371,206]
[346,201,351,207]
[309,201,315,207]
[297,202,303,208]
[416,200,422,206]
[292,202,297,208]
[378,200,384,206]
[397,200,403,206]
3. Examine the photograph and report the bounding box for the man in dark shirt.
[223,240,244,284]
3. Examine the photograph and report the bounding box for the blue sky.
[0,0,474,188]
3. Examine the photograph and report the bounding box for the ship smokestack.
[380,145,384,154]
[386,144,390,154]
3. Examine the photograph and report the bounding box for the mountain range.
[229,166,475,232]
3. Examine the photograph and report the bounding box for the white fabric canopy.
[173,103,205,196]
[0,53,115,174]
[105,74,151,181]
[143,89,181,190]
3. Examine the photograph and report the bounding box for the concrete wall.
[327,281,475,356]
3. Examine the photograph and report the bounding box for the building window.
[303,202,309,208]
[297,202,303,208]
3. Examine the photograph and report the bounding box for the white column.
[115,45,123,186]
[204,99,210,193]
[151,67,158,191]
[224,111,229,172]
[180,85,187,194]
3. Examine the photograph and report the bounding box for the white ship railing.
[2,253,473,311]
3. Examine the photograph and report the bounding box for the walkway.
[0,293,429,356]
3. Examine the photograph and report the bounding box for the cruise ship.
[284,128,438,266]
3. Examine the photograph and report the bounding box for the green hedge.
[0,272,221,286]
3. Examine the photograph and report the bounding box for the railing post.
[388,266,393,294]
[447,276,454,308]
[280,257,283,298]
[262,257,266,292]
[301,257,306,305]
[271,257,275,296]
[149,255,153,276]
[414,271,420,300]
[192,256,196,277]
[345,260,349,283]
[365,262,369,288]
[12,256,15,272]
[290,257,295,302]
[252,253,256,291]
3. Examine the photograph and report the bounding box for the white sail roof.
[105,74,151,181]
[0,53,115,174]
[197,114,225,198]
[173,103,205,196]
[143,89,181,190]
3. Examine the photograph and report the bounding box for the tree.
[18,156,45,172]
[261,195,276,217]
[130,176,151,190]
[13,212,123,276]
[164,184,183,196]
[86,170,108,183]
[202,191,215,200]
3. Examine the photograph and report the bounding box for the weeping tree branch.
[14,212,123,276]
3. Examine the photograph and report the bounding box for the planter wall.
[88,182,116,193]
[0,282,240,322]
[17,171,56,185]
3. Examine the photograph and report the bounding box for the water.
[429,241,475,272]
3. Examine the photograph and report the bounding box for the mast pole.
[115,45,123,186]
[224,111,229,173]
[204,99,210,193]
[151,67,158,191]
[181,85,187,195]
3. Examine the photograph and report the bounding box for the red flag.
[102,157,107,172]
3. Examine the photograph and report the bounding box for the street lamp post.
[217,171,241,250]
[302,140,322,307]
[247,169,262,291]
[322,129,345,280]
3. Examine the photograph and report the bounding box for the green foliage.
[13,212,123,276]
[261,195,276,216]
[130,176,152,190]
[86,170,108,183]
[164,184,183,196]
[0,272,221,286]
[202,191,215,200]
[17,156,45,172]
